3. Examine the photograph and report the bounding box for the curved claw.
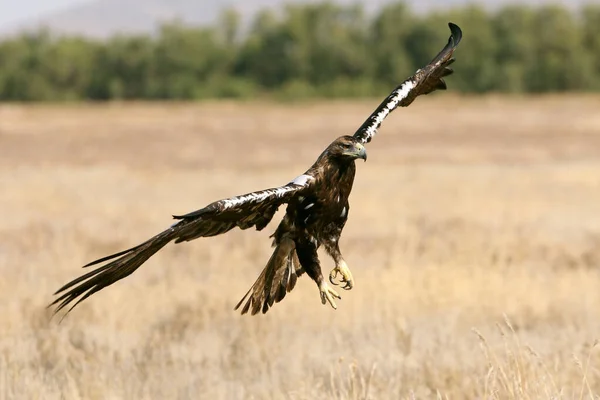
[319,282,341,310]
[329,263,354,291]
[329,269,340,286]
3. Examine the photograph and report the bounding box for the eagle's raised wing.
[50,174,315,317]
[354,22,462,145]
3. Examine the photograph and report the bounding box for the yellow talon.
[319,282,341,310]
[329,261,354,290]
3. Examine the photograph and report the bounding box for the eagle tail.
[49,229,176,319]
[234,238,304,315]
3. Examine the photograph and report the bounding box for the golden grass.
[1,95,600,399]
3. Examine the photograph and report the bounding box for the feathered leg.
[296,239,341,310]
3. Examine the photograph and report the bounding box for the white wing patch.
[220,174,313,211]
[221,186,291,210]
[290,174,313,186]
[358,79,415,144]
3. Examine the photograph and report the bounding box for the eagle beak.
[355,144,367,162]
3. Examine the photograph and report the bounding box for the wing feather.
[173,178,312,242]
[50,177,313,318]
[354,22,462,144]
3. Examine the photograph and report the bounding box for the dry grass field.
[1,95,600,399]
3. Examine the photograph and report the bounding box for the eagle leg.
[329,260,354,291]
[296,239,342,310]
[319,281,341,310]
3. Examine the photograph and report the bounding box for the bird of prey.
[50,23,462,317]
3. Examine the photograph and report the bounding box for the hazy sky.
[0,0,591,30]
[0,0,90,25]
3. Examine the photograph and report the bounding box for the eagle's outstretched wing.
[49,174,314,317]
[354,22,462,145]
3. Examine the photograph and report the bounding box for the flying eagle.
[50,23,462,317]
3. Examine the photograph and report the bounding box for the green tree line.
[0,2,599,101]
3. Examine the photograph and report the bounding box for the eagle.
[50,23,462,317]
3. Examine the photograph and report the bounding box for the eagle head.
[327,136,367,162]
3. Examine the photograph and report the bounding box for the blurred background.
[1,1,600,399]
[0,0,599,99]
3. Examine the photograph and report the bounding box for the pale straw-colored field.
[1,96,600,399]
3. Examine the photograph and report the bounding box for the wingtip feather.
[448,22,463,47]
[241,299,251,315]
[442,67,454,77]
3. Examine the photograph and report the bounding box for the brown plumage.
[50,23,462,318]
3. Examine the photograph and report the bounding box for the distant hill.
[0,0,589,39]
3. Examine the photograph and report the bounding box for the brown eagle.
[50,23,462,317]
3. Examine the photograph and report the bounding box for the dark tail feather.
[234,238,303,316]
[49,229,175,319]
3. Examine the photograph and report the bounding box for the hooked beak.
[355,144,367,162]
